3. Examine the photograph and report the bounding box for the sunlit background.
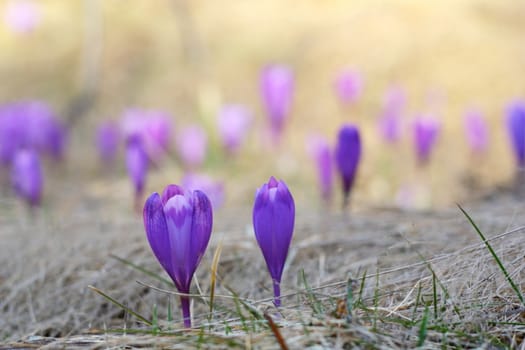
[1,0,525,210]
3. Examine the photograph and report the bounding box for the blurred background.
[1,0,525,210]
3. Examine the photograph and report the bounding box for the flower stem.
[273,279,281,307]
[180,295,191,328]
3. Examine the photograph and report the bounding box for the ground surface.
[1,184,524,349]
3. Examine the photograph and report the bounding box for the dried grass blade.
[263,312,289,350]
[210,240,223,316]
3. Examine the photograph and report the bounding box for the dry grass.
[1,185,525,349]
[1,1,525,349]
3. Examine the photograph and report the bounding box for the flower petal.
[143,192,173,280]
[163,192,194,292]
[189,190,213,271]
[161,184,185,205]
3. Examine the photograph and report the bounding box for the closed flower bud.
[335,124,361,208]
[253,176,295,307]
[143,185,213,327]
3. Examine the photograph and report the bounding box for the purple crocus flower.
[253,176,295,307]
[11,149,42,207]
[506,101,525,169]
[378,86,405,143]
[0,105,21,165]
[181,173,224,209]
[307,135,333,203]
[3,0,41,34]
[335,124,361,208]
[260,64,294,142]
[334,69,363,105]
[126,135,148,208]
[176,125,207,169]
[121,109,173,165]
[412,115,440,166]
[96,121,120,164]
[217,104,252,155]
[18,101,67,160]
[143,184,213,327]
[0,101,67,162]
[464,109,488,155]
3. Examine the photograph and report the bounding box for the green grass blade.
[458,204,525,304]
[346,277,353,323]
[110,254,172,286]
[300,269,324,315]
[417,306,429,347]
[432,272,438,319]
[88,285,153,326]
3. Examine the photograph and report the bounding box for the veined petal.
[161,184,185,206]
[163,192,193,291]
[188,190,213,275]
[143,193,173,280]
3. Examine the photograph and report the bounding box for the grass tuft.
[458,204,525,305]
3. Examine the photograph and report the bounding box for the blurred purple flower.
[506,100,525,168]
[334,69,363,105]
[378,86,405,143]
[143,184,213,327]
[11,149,42,207]
[3,0,40,34]
[464,109,488,155]
[121,109,173,164]
[23,102,67,160]
[0,105,21,164]
[253,176,295,307]
[126,136,148,205]
[412,115,440,166]
[0,101,67,162]
[176,125,207,169]
[307,135,333,203]
[96,121,120,164]
[217,104,252,154]
[181,173,224,209]
[335,124,361,208]
[260,64,294,141]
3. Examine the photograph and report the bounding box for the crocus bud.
[4,0,41,34]
[143,185,213,327]
[506,101,525,169]
[96,121,120,164]
[253,176,295,307]
[181,173,224,209]
[335,124,361,208]
[217,104,252,155]
[176,125,207,169]
[412,115,440,166]
[334,69,363,105]
[307,136,333,204]
[464,109,488,155]
[126,136,148,207]
[260,64,294,142]
[11,149,42,207]
[378,86,405,143]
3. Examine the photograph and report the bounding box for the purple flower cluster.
[0,101,66,207]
